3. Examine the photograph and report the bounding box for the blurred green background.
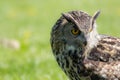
[0,0,120,80]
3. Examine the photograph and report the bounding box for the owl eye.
[71,29,81,35]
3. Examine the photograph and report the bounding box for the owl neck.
[84,24,100,58]
[87,24,100,49]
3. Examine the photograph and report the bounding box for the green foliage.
[0,0,120,80]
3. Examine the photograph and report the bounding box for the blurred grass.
[0,0,120,80]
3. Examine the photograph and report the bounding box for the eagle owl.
[50,10,120,80]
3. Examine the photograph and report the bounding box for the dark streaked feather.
[84,35,120,79]
[84,59,120,80]
[88,35,120,62]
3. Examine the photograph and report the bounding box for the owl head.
[51,10,100,57]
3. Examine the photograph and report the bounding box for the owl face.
[51,10,100,56]
[62,21,87,49]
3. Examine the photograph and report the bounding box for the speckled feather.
[89,35,120,61]
[84,35,120,80]
[50,10,120,80]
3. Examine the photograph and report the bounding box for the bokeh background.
[0,0,120,80]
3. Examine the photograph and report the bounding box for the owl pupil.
[71,28,81,35]
[74,29,79,33]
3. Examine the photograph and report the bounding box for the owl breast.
[55,45,90,80]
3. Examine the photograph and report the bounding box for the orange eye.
[71,29,80,35]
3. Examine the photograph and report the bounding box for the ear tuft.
[62,13,70,21]
[89,10,100,32]
[62,13,75,23]
[92,10,100,21]
[62,13,79,27]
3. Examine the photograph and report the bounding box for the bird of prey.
[50,10,120,80]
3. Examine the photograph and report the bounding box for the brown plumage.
[50,10,120,80]
[84,35,120,80]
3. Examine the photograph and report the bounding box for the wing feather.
[84,59,120,79]
[88,35,120,62]
[84,35,120,79]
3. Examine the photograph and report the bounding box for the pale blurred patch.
[0,38,20,50]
